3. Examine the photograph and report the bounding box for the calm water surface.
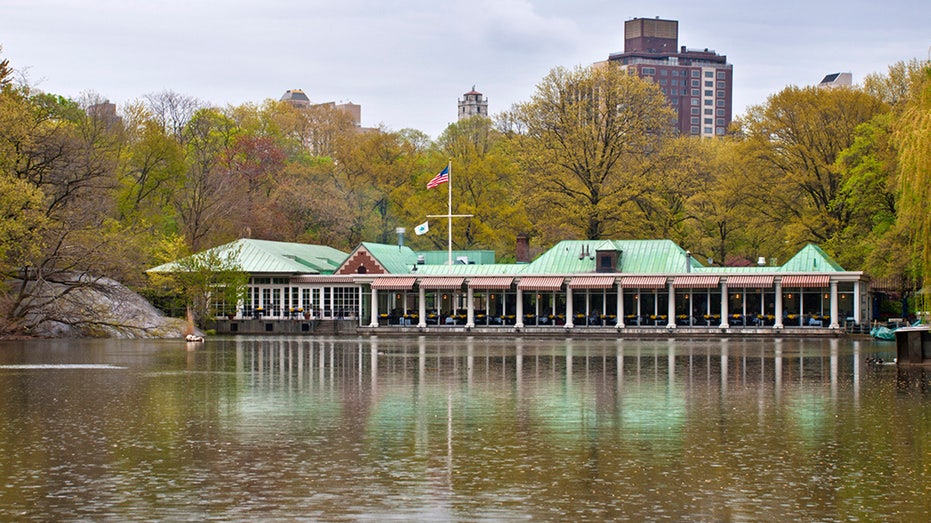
[0,336,928,521]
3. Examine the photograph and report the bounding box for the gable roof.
[147,238,348,274]
[780,244,844,272]
[354,242,419,274]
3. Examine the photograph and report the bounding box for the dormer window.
[596,250,619,273]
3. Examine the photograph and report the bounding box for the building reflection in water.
[223,336,878,438]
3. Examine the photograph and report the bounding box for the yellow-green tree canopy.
[504,63,676,243]
[894,67,931,298]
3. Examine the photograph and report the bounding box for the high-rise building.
[280,89,311,108]
[458,87,488,120]
[818,72,852,89]
[279,89,363,127]
[605,17,733,137]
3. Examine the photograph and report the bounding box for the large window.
[330,287,359,318]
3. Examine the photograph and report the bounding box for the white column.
[774,281,784,329]
[515,289,525,329]
[466,286,475,328]
[566,288,574,328]
[829,280,840,329]
[616,285,625,329]
[719,281,730,329]
[853,280,861,325]
[368,286,379,328]
[417,285,427,328]
[666,281,676,329]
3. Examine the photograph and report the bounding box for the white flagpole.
[426,161,471,267]
[447,160,452,266]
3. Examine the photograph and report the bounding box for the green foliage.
[893,66,931,316]
[505,63,676,244]
[165,244,249,327]
[0,45,12,90]
[737,85,887,261]
[3,52,931,334]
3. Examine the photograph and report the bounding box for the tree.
[174,108,241,250]
[862,59,928,109]
[505,63,676,243]
[736,85,887,257]
[0,85,146,334]
[143,90,202,144]
[0,45,12,90]
[116,105,186,229]
[421,116,530,257]
[668,137,757,265]
[893,66,931,312]
[835,113,901,274]
[150,240,248,328]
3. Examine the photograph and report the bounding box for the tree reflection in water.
[0,336,926,521]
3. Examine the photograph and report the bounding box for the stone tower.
[458,86,488,120]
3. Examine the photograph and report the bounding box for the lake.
[0,335,928,521]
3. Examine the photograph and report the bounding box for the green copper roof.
[357,242,419,274]
[779,244,844,272]
[524,239,700,274]
[353,244,497,274]
[148,238,348,274]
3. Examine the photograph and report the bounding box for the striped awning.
[517,277,565,291]
[618,276,667,289]
[370,276,418,290]
[726,275,775,288]
[781,275,831,287]
[672,275,720,289]
[418,277,465,290]
[468,276,514,290]
[568,276,616,289]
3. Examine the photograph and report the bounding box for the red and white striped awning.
[568,276,616,289]
[781,275,831,287]
[468,276,514,290]
[517,277,565,291]
[726,275,775,288]
[618,276,667,289]
[418,277,466,290]
[672,275,720,288]
[370,276,418,290]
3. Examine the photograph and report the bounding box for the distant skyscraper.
[279,89,363,127]
[605,17,733,137]
[86,100,121,127]
[280,89,311,108]
[818,72,852,89]
[458,87,488,120]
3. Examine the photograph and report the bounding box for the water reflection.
[0,336,928,521]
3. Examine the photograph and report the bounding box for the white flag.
[414,221,429,235]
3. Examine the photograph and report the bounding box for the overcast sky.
[4,0,929,139]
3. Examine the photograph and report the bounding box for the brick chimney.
[516,233,530,263]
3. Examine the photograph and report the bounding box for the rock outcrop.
[8,275,191,339]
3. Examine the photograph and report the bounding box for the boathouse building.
[149,238,869,335]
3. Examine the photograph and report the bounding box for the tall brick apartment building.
[605,17,733,137]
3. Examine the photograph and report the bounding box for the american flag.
[426,165,449,189]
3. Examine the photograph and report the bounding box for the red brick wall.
[336,250,386,275]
